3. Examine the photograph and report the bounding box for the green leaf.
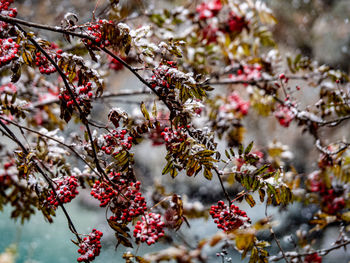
[162,161,173,175]
[152,101,157,119]
[170,167,178,178]
[203,168,213,180]
[259,189,265,203]
[261,172,275,180]
[245,194,256,207]
[238,144,244,156]
[255,165,269,175]
[140,101,150,120]
[249,247,258,263]
[245,141,254,155]
[287,56,295,73]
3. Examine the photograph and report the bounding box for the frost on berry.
[0,38,19,68]
[196,0,222,20]
[81,20,130,52]
[108,180,148,223]
[82,20,113,48]
[0,0,17,34]
[91,172,147,223]
[149,61,178,91]
[34,51,56,74]
[133,212,165,245]
[160,126,187,147]
[219,92,250,116]
[77,229,103,262]
[274,104,296,127]
[100,128,133,155]
[210,201,251,232]
[228,64,262,83]
[46,175,79,209]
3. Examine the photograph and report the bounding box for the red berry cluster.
[58,82,93,109]
[219,92,250,116]
[304,253,322,263]
[0,38,19,68]
[90,171,127,207]
[133,212,165,245]
[47,175,79,209]
[196,0,222,20]
[82,20,113,48]
[0,0,17,21]
[91,179,118,207]
[109,181,148,223]
[308,172,345,215]
[101,129,133,155]
[210,201,251,232]
[34,49,62,74]
[229,64,262,83]
[226,12,249,34]
[149,61,178,90]
[77,229,103,262]
[160,126,188,147]
[108,54,124,71]
[274,104,296,127]
[322,190,345,215]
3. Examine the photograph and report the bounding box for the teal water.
[0,202,123,263]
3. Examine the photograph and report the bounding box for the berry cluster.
[34,49,62,74]
[0,0,16,16]
[304,253,322,263]
[91,179,118,207]
[101,129,133,155]
[133,212,165,245]
[91,172,148,222]
[109,181,148,223]
[228,64,262,83]
[322,190,345,215]
[82,20,113,48]
[90,171,131,207]
[58,82,93,109]
[108,54,124,71]
[225,12,248,34]
[0,38,19,68]
[149,61,178,91]
[77,229,103,262]
[308,172,345,215]
[196,0,222,20]
[160,126,188,147]
[0,0,17,33]
[47,175,79,209]
[274,104,296,127]
[210,201,251,232]
[219,92,250,116]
